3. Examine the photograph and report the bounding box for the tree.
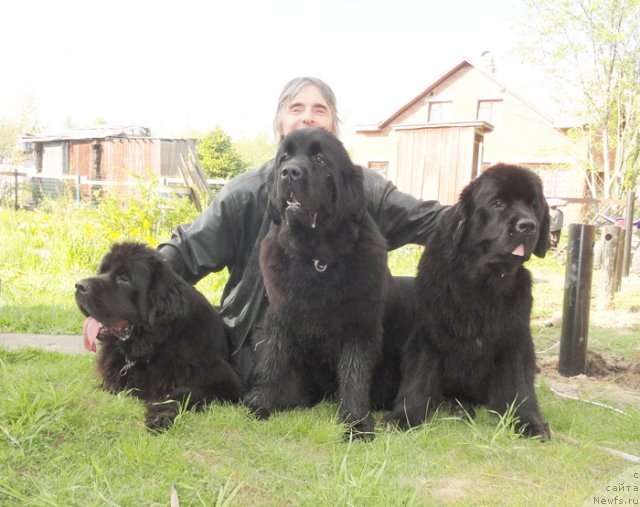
[0,120,20,162]
[197,127,248,180]
[520,0,640,199]
[0,92,39,163]
[235,133,276,169]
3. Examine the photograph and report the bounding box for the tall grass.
[0,185,213,333]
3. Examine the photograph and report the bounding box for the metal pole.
[558,223,596,377]
[76,173,81,206]
[13,169,18,210]
[622,191,635,277]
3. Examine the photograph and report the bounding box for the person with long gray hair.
[154,76,445,382]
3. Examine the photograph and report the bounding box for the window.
[368,161,389,177]
[428,101,453,123]
[477,99,502,126]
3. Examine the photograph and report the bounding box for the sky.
[0,0,543,144]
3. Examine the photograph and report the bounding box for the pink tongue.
[82,316,100,353]
[511,244,525,257]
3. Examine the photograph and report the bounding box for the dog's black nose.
[516,218,537,235]
[75,280,92,294]
[281,164,302,181]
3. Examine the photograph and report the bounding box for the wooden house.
[353,59,585,204]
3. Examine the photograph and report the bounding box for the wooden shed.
[22,125,197,181]
[394,121,493,203]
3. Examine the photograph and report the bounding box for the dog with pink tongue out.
[385,164,551,439]
[75,242,243,430]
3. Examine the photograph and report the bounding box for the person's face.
[280,85,335,137]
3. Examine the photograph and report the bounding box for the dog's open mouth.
[83,316,133,351]
[285,193,318,229]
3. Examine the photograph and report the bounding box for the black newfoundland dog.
[385,164,551,439]
[75,242,243,430]
[244,128,410,439]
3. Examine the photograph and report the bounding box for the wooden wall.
[39,138,197,180]
[395,123,491,204]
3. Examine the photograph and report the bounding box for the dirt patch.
[429,476,477,503]
[539,352,640,407]
[537,308,640,329]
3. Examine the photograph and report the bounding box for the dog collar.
[313,258,327,272]
[119,356,150,377]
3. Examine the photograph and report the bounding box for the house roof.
[362,59,578,132]
[21,125,152,143]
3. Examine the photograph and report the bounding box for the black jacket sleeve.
[157,162,273,286]
[158,186,237,284]
[363,168,447,249]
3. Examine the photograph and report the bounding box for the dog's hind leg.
[205,358,244,402]
[243,325,308,419]
[384,333,444,430]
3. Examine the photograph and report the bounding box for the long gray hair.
[273,77,340,138]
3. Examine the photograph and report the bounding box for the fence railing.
[0,170,227,209]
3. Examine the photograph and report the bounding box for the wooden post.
[615,227,625,291]
[598,226,620,310]
[622,191,635,277]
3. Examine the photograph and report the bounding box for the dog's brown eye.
[493,200,505,209]
[314,154,325,165]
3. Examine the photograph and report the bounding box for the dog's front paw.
[249,405,272,420]
[519,419,551,441]
[242,394,272,420]
[382,411,413,431]
[347,414,376,441]
[340,412,376,441]
[382,410,422,431]
[383,401,433,431]
[144,401,179,431]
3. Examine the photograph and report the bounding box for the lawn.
[1,203,639,506]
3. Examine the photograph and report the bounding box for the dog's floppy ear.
[341,163,366,222]
[266,164,282,224]
[144,256,186,328]
[447,176,478,247]
[442,202,467,247]
[267,195,281,224]
[534,196,551,258]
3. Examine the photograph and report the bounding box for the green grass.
[1,348,638,506]
[2,205,640,505]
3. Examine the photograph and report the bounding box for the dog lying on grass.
[76,242,243,430]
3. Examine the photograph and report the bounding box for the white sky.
[0,0,541,143]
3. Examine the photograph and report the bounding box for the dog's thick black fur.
[75,242,243,430]
[243,128,411,439]
[385,164,551,439]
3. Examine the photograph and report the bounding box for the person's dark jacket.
[158,159,445,355]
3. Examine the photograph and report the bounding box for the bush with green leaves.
[0,179,206,333]
[198,127,248,179]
